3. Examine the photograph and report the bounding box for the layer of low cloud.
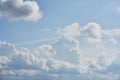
[0,41,120,80]
[0,0,42,21]
[0,22,120,80]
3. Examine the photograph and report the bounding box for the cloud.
[58,22,106,52]
[1,22,120,79]
[106,53,120,73]
[61,22,80,39]
[58,23,120,51]
[109,38,118,44]
[0,0,42,21]
[103,29,120,36]
[33,45,56,58]
[15,37,59,46]
[0,41,17,56]
[81,23,102,43]
[0,56,10,69]
[59,22,103,44]
[0,40,119,80]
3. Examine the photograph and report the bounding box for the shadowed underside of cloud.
[0,0,42,21]
[0,22,120,80]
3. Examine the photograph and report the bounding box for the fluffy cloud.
[34,45,56,58]
[0,41,17,56]
[0,56,10,69]
[0,0,42,21]
[80,23,102,43]
[61,23,80,39]
[0,41,81,75]
[0,22,120,80]
[60,22,103,44]
[0,40,120,80]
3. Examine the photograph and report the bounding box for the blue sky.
[0,0,120,80]
[1,0,120,44]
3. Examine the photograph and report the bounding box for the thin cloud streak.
[15,37,60,46]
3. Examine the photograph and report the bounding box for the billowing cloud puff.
[0,41,17,56]
[0,56,10,68]
[0,0,42,21]
[59,22,120,46]
[1,22,120,80]
[81,23,102,43]
[0,40,120,80]
[59,22,103,44]
[34,45,56,58]
[61,23,80,39]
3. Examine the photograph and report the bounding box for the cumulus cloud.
[81,23,102,43]
[33,45,56,58]
[0,40,119,80]
[61,22,80,39]
[0,0,42,21]
[0,41,84,78]
[59,22,103,44]
[0,56,10,69]
[0,41,17,56]
[0,22,120,80]
[59,22,120,46]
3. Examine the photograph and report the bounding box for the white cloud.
[0,56,10,68]
[60,22,103,44]
[1,22,120,79]
[109,38,118,44]
[60,22,80,39]
[103,29,120,36]
[33,45,56,58]
[0,40,120,80]
[53,38,81,63]
[0,41,82,74]
[0,0,42,21]
[81,23,102,43]
[0,41,18,56]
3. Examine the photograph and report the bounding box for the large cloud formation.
[0,22,120,80]
[0,0,42,21]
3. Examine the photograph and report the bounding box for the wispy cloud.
[15,37,60,46]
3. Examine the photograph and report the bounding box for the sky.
[0,0,120,80]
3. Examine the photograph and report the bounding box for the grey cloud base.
[0,0,42,21]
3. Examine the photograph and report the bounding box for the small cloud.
[117,6,120,12]
[81,22,102,43]
[61,22,80,39]
[0,0,43,21]
[103,29,120,36]
[109,38,118,44]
